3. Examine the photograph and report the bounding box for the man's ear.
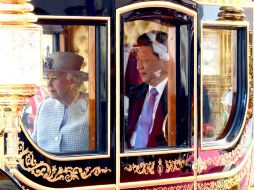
[161,60,169,72]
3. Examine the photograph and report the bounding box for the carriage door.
[198,5,251,189]
[116,1,198,189]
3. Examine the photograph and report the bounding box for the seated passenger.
[32,52,89,153]
[126,31,169,149]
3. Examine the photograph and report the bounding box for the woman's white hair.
[66,73,85,90]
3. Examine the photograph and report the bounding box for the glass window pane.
[122,8,194,150]
[21,23,108,155]
[202,28,237,142]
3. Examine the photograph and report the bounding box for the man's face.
[46,71,73,103]
[136,46,163,86]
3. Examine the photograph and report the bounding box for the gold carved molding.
[140,160,249,190]
[217,6,246,21]
[164,158,187,173]
[198,161,249,189]
[193,0,252,5]
[17,141,112,182]
[124,158,187,175]
[0,0,37,24]
[198,176,239,190]
[140,184,193,190]
[197,126,249,173]
[124,124,249,175]
[124,161,155,175]
[247,31,253,120]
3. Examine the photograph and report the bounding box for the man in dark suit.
[127,31,169,149]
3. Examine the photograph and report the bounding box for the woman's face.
[46,71,73,104]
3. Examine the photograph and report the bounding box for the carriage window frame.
[116,2,198,157]
[20,15,111,161]
[200,21,249,150]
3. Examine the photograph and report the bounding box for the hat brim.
[43,69,88,81]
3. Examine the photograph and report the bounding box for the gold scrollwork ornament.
[197,163,249,190]
[18,141,112,182]
[140,184,193,190]
[197,127,249,174]
[165,159,187,173]
[124,161,155,175]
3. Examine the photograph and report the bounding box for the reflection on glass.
[202,29,237,141]
[21,24,108,154]
[124,17,192,149]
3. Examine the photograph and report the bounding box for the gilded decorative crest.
[157,158,164,176]
[18,141,112,182]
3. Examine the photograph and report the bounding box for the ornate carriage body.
[0,0,254,189]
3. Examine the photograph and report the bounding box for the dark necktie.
[134,88,158,148]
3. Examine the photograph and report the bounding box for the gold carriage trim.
[139,161,249,190]
[139,184,194,190]
[164,159,187,173]
[124,161,155,175]
[198,175,240,190]
[197,122,250,173]
[193,0,252,5]
[248,31,253,119]
[124,157,187,175]
[198,161,249,190]
[17,141,112,182]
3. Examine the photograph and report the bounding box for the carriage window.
[201,24,248,144]
[21,21,108,155]
[122,8,194,150]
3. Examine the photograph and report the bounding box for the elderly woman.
[32,52,89,154]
